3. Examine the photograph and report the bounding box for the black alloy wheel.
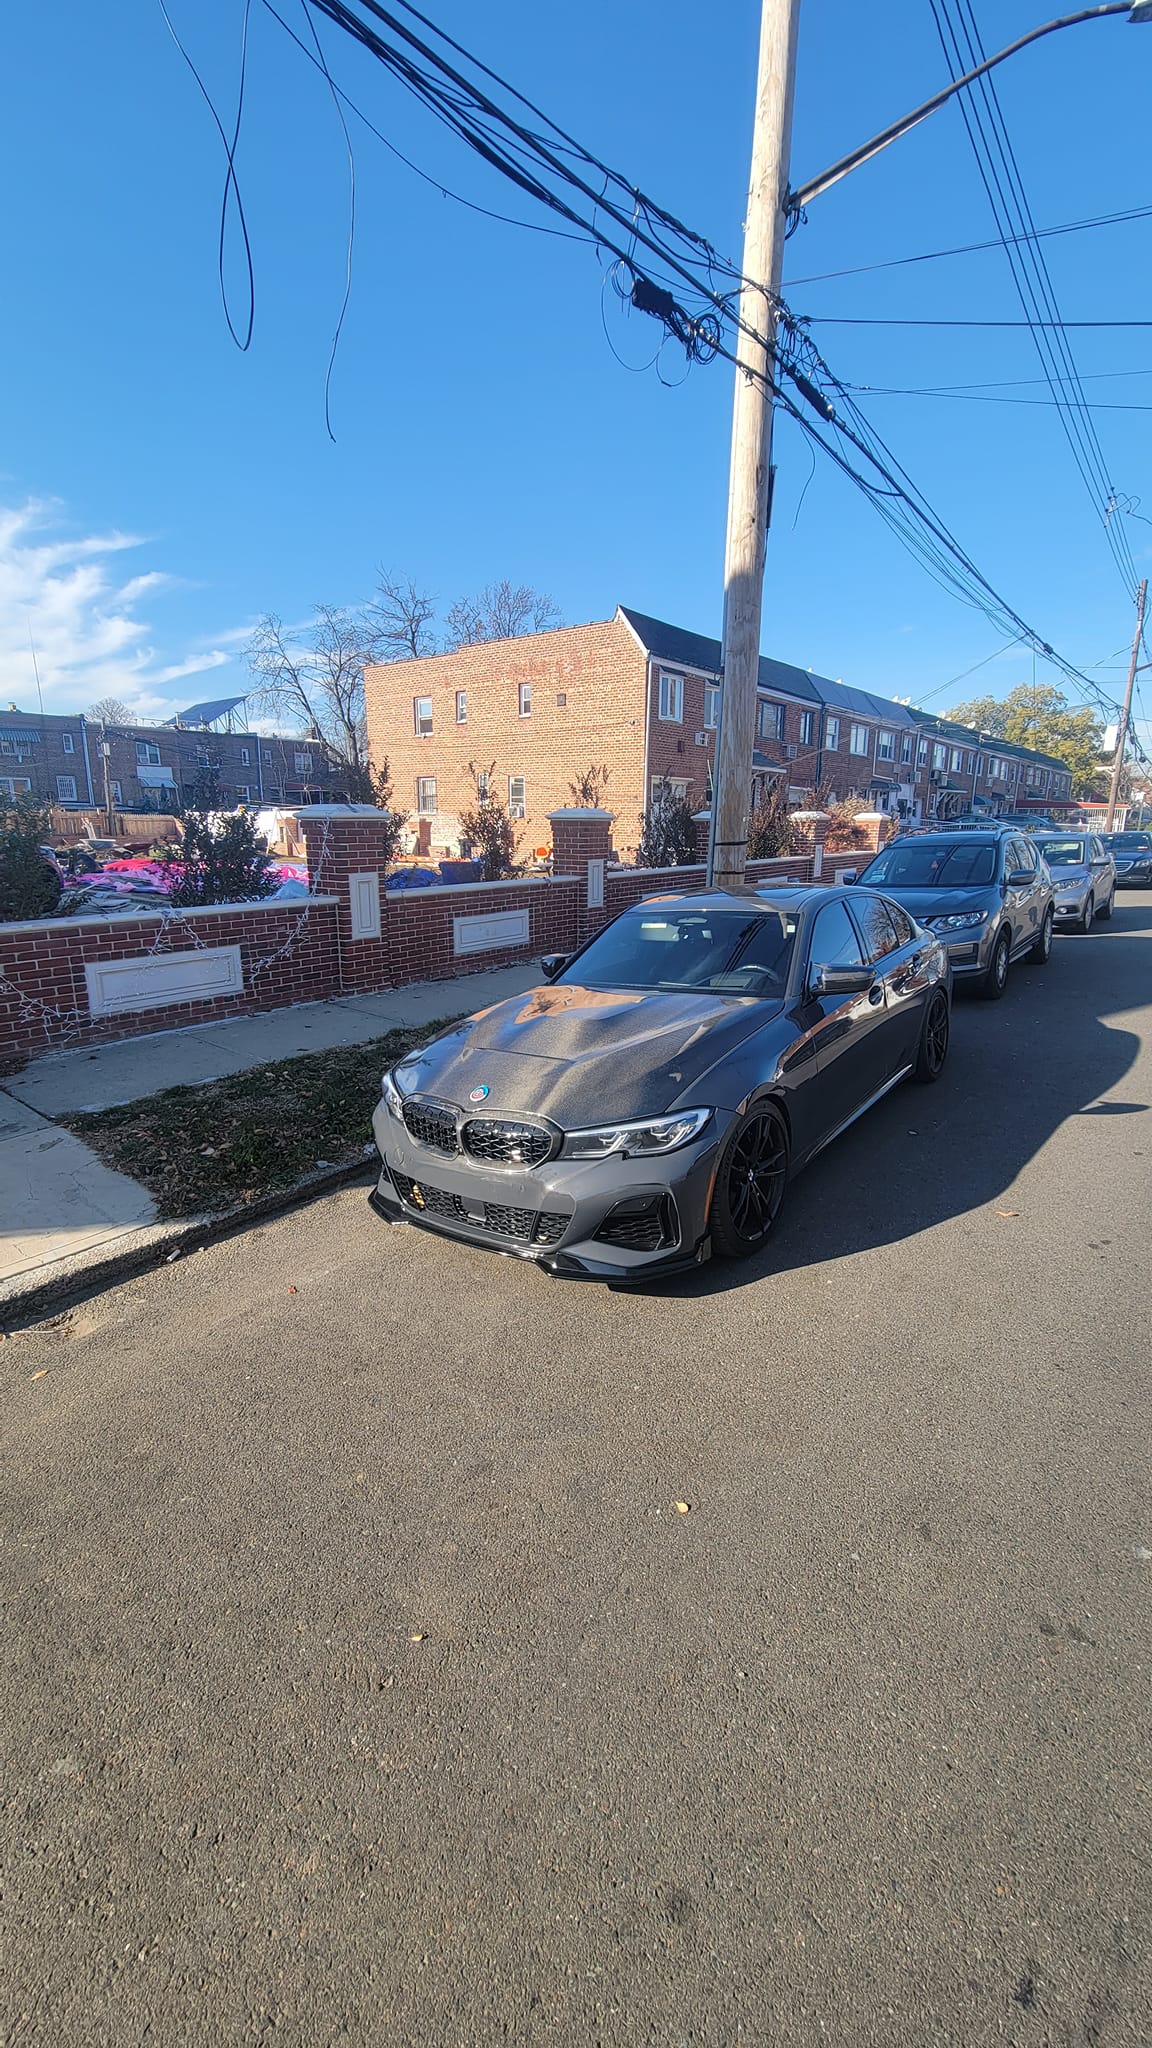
[980,927,1011,1000]
[1077,892,1095,935]
[1029,906,1054,964]
[710,1103,789,1260]
[1097,888,1114,922]
[914,990,950,1083]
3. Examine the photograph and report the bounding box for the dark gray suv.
[847,828,1054,998]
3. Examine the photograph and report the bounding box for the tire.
[914,989,950,1083]
[1028,906,1054,964]
[1077,893,1094,935]
[709,1102,789,1260]
[1097,888,1114,922]
[980,926,1011,1000]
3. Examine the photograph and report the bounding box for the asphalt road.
[4,895,1151,2047]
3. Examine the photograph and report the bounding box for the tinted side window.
[851,893,901,963]
[884,899,915,946]
[808,899,865,974]
[1016,839,1038,874]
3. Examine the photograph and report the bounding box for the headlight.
[381,1069,405,1118]
[562,1108,712,1159]
[1053,877,1082,893]
[929,910,988,932]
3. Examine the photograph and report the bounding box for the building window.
[0,740,12,755]
[653,777,691,800]
[877,729,895,761]
[62,732,75,755]
[757,699,785,742]
[240,746,250,766]
[294,751,313,775]
[413,696,433,737]
[263,747,273,765]
[900,734,912,764]
[950,747,963,773]
[657,672,684,722]
[136,739,161,766]
[825,716,840,752]
[475,769,490,802]
[799,710,814,746]
[416,776,437,815]
[508,775,527,818]
[238,785,252,803]
[455,690,467,724]
[556,692,567,708]
[56,775,78,802]
[518,683,532,719]
[933,743,948,770]
[111,781,123,805]
[703,684,720,730]
[850,724,871,755]
[917,738,928,768]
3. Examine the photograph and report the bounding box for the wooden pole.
[708,0,802,890]
[1105,577,1147,830]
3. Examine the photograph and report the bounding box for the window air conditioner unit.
[784,743,798,759]
[694,731,708,746]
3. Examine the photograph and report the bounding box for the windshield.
[1038,839,1086,867]
[861,842,997,887]
[1105,833,1151,851]
[560,906,798,996]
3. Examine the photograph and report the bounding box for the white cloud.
[0,499,247,719]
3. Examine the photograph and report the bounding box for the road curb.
[0,1157,376,1328]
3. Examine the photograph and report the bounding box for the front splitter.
[367,1184,710,1284]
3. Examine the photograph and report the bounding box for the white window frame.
[877,729,895,762]
[416,776,437,815]
[135,739,162,766]
[476,770,490,802]
[518,683,532,719]
[824,716,840,752]
[455,690,467,724]
[703,684,720,730]
[111,780,123,805]
[658,672,684,722]
[240,746,250,766]
[652,777,690,800]
[917,738,928,768]
[950,747,963,773]
[757,699,785,743]
[799,710,815,746]
[900,734,912,764]
[61,732,75,755]
[56,774,78,801]
[262,747,273,765]
[933,743,948,771]
[413,696,433,738]
[849,724,871,756]
[508,774,527,818]
[294,750,313,775]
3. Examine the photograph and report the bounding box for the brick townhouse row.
[364,606,1074,855]
[0,696,346,813]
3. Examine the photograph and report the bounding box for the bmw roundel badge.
[469,1085,490,1102]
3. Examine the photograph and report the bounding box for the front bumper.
[1114,864,1151,886]
[1052,884,1091,920]
[935,924,995,978]
[369,1099,728,1282]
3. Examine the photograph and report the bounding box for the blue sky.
[2,0,1149,741]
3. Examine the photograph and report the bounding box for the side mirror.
[540,953,569,981]
[811,963,875,997]
[1006,868,1031,886]
[839,869,858,885]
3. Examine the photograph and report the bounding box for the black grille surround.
[390,1170,568,1248]
[401,1098,459,1156]
[594,1195,678,1254]
[461,1117,554,1167]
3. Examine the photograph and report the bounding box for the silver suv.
[846,828,1054,998]
[1032,831,1116,932]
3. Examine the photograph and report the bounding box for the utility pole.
[98,722,115,837]
[707,0,802,889]
[1105,577,1147,830]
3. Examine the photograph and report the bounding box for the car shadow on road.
[634,898,1151,1298]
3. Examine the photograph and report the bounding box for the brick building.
[0,695,347,813]
[363,605,1074,855]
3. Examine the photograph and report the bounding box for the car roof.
[628,886,832,915]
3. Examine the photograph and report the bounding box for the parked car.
[1100,829,1152,886]
[370,886,951,1283]
[844,828,1053,998]
[1032,832,1116,931]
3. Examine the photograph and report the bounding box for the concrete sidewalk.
[0,963,539,1307]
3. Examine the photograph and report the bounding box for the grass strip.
[59,1020,462,1219]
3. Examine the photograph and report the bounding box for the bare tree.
[568,763,611,808]
[86,696,135,727]
[444,580,562,650]
[246,607,382,799]
[368,571,439,660]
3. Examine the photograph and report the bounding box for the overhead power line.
[784,197,1152,285]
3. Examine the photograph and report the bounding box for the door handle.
[868,983,884,1006]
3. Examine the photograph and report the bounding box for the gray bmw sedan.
[370,887,951,1283]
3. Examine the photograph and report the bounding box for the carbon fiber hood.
[396,982,784,1124]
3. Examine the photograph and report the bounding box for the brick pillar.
[854,811,890,856]
[789,809,829,879]
[549,808,614,943]
[692,810,712,863]
[299,805,396,995]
